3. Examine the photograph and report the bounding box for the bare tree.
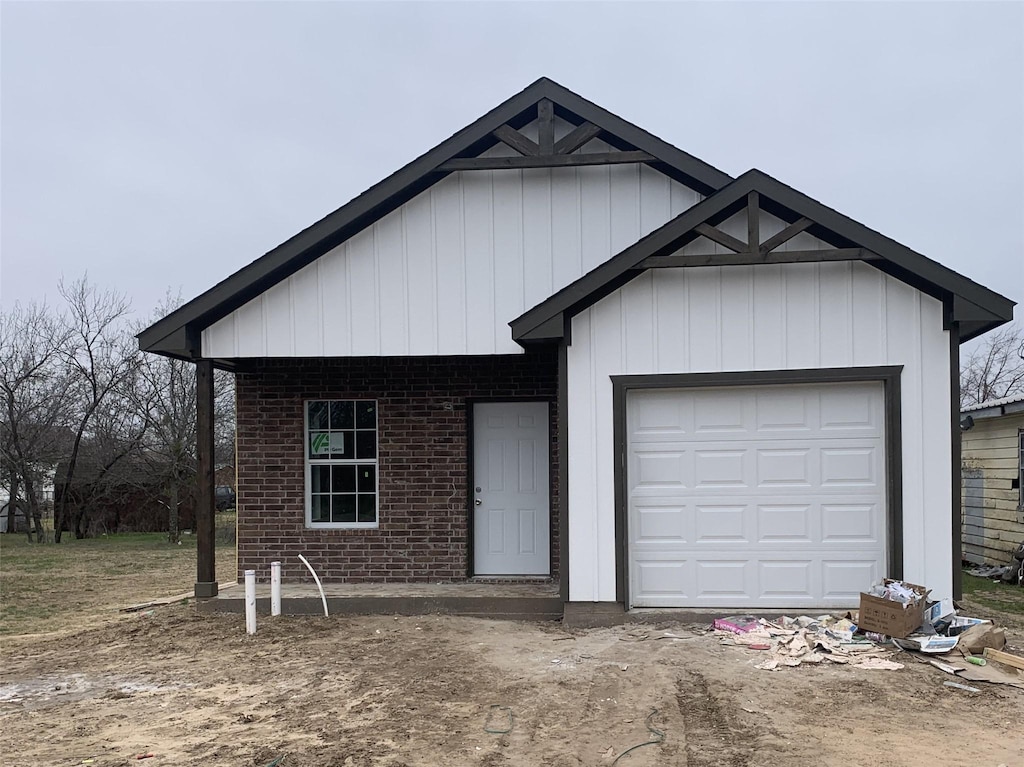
[52,277,138,542]
[0,302,76,541]
[960,321,1024,408]
[134,294,235,543]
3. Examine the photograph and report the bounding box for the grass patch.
[0,514,236,636]
[961,572,1024,616]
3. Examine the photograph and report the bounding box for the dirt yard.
[1,601,1023,767]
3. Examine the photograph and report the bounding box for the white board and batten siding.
[567,259,953,604]
[202,143,701,358]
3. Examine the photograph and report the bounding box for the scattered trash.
[135,754,155,760]
[892,635,959,654]
[715,613,899,670]
[858,579,930,639]
[943,681,981,693]
[964,564,1011,579]
[982,648,1024,671]
[483,704,514,734]
[956,623,1006,656]
[928,660,960,674]
[712,616,759,634]
[710,575,1024,687]
[261,758,285,767]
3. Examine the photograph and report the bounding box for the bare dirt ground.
[1,603,1022,767]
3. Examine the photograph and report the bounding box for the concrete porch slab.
[200,580,563,621]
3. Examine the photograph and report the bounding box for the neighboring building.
[138,78,1015,614]
[961,394,1024,566]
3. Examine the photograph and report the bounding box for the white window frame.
[304,399,379,529]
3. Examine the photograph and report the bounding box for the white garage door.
[627,382,886,609]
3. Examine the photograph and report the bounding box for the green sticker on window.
[311,432,346,456]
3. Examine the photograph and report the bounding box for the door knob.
[475,499,482,506]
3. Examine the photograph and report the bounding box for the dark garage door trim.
[610,366,904,607]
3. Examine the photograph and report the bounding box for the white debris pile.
[711,614,904,671]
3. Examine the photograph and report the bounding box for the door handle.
[475,499,482,506]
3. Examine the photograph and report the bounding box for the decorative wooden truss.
[639,192,881,269]
[438,99,655,171]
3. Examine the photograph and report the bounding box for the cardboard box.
[857,581,929,638]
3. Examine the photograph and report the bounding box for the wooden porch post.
[195,359,218,598]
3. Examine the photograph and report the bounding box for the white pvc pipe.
[244,569,257,635]
[270,561,282,617]
[297,554,329,617]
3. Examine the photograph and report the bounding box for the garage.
[626,381,887,609]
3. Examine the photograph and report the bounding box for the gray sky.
[2,1,1022,325]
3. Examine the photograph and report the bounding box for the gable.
[202,156,701,357]
[138,77,732,361]
[512,170,1015,345]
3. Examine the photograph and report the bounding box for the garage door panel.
[755,390,812,432]
[820,387,882,434]
[694,449,748,487]
[631,555,693,603]
[756,504,814,543]
[632,447,690,488]
[821,502,881,542]
[822,560,882,601]
[821,447,879,487]
[627,382,886,608]
[695,560,750,598]
[634,502,688,543]
[631,389,693,436]
[755,448,812,487]
[692,391,750,433]
[758,560,814,600]
[694,504,750,543]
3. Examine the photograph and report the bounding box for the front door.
[472,402,550,575]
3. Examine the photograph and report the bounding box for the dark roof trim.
[138,77,733,359]
[511,169,1015,345]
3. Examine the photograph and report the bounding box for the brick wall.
[234,352,559,583]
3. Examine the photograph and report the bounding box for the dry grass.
[0,516,236,636]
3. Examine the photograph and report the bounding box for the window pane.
[309,431,334,459]
[308,401,328,430]
[356,401,377,430]
[327,431,354,458]
[330,401,354,430]
[311,465,331,494]
[358,464,376,492]
[356,430,376,459]
[332,495,356,523]
[357,494,376,523]
[311,494,330,523]
[332,465,356,493]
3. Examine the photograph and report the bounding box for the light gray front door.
[473,402,550,575]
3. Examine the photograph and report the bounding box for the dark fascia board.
[137,77,734,359]
[511,169,1015,343]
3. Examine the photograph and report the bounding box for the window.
[305,400,378,527]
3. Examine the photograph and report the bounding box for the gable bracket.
[445,99,657,171]
[638,248,881,269]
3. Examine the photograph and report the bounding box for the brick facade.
[234,352,559,583]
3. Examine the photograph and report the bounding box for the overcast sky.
[2,1,1022,327]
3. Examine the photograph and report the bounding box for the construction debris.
[711,577,1024,688]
